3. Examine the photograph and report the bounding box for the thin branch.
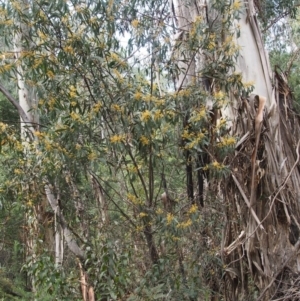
[286,47,300,77]
[223,230,246,255]
[0,83,33,125]
[249,139,300,238]
[88,171,137,228]
[232,174,265,231]
[263,5,300,33]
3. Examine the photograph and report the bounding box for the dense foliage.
[0,0,298,300]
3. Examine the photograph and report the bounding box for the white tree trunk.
[6,0,85,271]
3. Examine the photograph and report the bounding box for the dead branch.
[223,230,246,255]
[232,174,265,231]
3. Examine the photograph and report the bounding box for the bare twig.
[249,139,300,238]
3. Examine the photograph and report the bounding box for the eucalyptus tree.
[172,0,300,300]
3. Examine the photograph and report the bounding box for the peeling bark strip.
[249,94,266,207]
[256,239,300,301]
[173,0,300,299]
[232,174,264,230]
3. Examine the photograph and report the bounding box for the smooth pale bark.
[45,185,85,260]
[236,2,273,101]
[13,4,38,291]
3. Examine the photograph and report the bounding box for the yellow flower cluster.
[178,89,191,98]
[0,122,7,133]
[110,52,127,68]
[37,30,47,41]
[211,161,226,170]
[70,111,81,121]
[185,132,205,149]
[47,70,55,79]
[135,225,144,232]
[143,94,152,102]
[138,212,148,218]
[75,4,85,13]
[92,102,102,113]
[64,45,74,54]
[11,1,21,11]
[166,213,174,225]
[214,90,225,100]
[190,107,206,122]
[111,104,122,111]
[140,110,151,122]
[110,134,124,144]
[88,151,97,160]
[232,1,241,11]
[44,140,53,151]
[154,98,165,106]
[127,164,140,174]
[33,57,43,69]
[154,110,163,121]
[131,19,139,28]
[89,17,97,24]
[34,130,45,138]
[182,129,192,140]
[208,33,216,50]
[188,204,198,214]
[1,64,12,72]
[217,136,236,148]
[113,69,124,83]
[127,193,142,205]
[14,168,22,175]
[140,135,150,145]
[110,53,119,61]
[134,91,142,100]
[69,85,77,98]
[190,15,203,38]
[177,219,192,229]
